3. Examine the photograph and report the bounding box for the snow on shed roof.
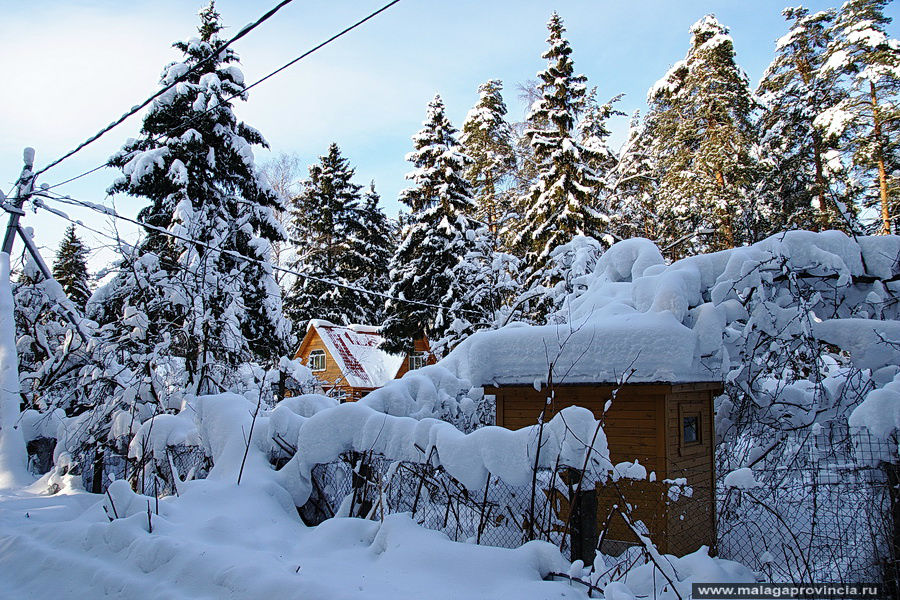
[441,231,900,388]
[442,310,717,387]
[307,320,405,388]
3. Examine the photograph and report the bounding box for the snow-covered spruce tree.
[102,2,290,392]
[578,87,624,210]
[285,143,372,328]
[381,94,478,355]
[51,225,91,311]
[648,15,761,254]
[758,7,856,233]
[460,80,517,237]
[817,0,900,234]
[350,182,395,324]
[433,224,523,357]
[609,111,660,241]
[513,13,610,277]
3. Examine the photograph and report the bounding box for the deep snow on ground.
[0,476,585,600]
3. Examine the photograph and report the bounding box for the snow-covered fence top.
[128,389,661,509]
[437,232,900,390]
[274,400,640,508]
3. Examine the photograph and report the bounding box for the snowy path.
[0,480,584,600]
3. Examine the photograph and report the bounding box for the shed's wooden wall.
[489,384,670,552]
[489,382,718,556]
[664,385,717,556]
[489,384,668,470]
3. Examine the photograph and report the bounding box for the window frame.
[682,414,700,445]
[678,404,704,456]
[409,351,428,371]
[308,349,326,372]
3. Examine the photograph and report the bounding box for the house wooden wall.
[486,382,718,556]
[295,328,346,390]
[394,338,436,380]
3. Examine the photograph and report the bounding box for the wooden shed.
[488,380,720,557]
[294,320,435,402]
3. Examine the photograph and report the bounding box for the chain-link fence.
[62,425,898,592]
[716,428,898,595]
[299,429,898,591]
[300,451,716,566]
[78,443,211,498]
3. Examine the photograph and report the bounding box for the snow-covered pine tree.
[609,111,660,241]
[285,143,371,328]
[381,94,477,355]
[758,7,855,233]
[648,15,761,254]
[51,225,91,310]
[460,80,517,236]
[105,1,290,393]
[513,13,610,278]
[817,0,900,234]
[350,182,395,324]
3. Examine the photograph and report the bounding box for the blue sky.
[1,0,898,269]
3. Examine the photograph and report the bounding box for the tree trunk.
[871,82,892,235]
[812,132,829,230]
[715,170,735,249]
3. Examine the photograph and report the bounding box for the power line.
[41,0,402,192]
[32,0,299,180]
[36,190,475,316]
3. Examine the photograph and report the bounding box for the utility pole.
[1,148,89,342]
[2,148,35,255]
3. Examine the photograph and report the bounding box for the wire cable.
[41,0,401,192]
[36,190,475,316]
[33,0,299,180]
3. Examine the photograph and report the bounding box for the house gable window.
[309,349,326,372]
[409,351,428,371]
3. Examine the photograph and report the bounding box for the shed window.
[683,415,700,445]
[409,351,428,371]
[308,349,326,372]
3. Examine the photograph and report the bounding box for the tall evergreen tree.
[758,7,855,233]
[101,1,290,394]
[352,182,395,323]
[513,13,609,277]
[818,0,900,234]
[648,15,761,253]
[610,111,660,241]
[51,225,91,310]
[460,80,517,236]
[286,143,370,327]
[578,87,624,206]
[381,95,477,355]
[434,224,523,357]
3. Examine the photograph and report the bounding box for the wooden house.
[448,313,723,559]
[294,320,434,402]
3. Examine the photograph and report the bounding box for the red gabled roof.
[307,320,405,388]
